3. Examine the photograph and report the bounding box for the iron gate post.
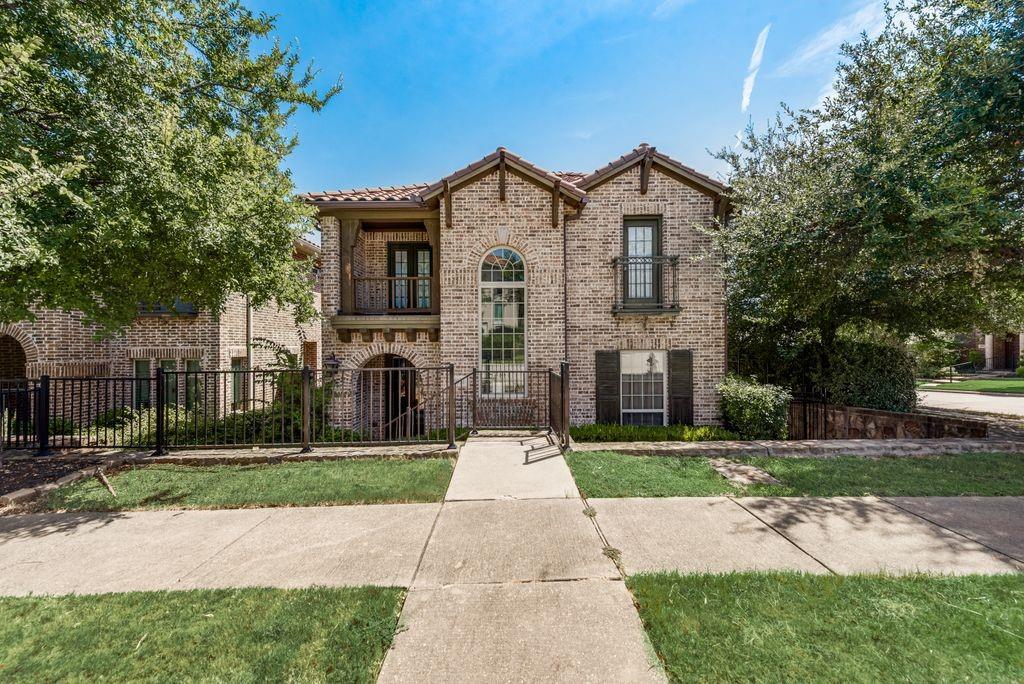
[301,366,312,453]
[153,369,167,455]
[470,368,478,435]
[35,375,51,456]
[446,364,456,449]
[560,362,570,449]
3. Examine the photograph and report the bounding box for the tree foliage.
[0,0,340,331]
[718,0,1024,363]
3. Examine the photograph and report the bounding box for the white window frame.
[619,350,667,426]
[479,247,527,397]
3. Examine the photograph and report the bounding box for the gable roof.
[418,148,587,203]
[299,143,726,209]
[576,143,727,196]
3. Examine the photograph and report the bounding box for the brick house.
[0,239,322,403]
[305,144,729,427]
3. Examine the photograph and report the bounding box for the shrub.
[49,417,75,435]
[818,341,916,412]
[93,406,138,428]
[717,376,792,440]
[909,335,958,378]
[1017,365,1024,378]
[568,423,738,443]
[967,349,985,370]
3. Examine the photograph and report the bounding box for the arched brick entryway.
[0,334,27,379]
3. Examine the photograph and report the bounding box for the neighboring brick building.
[0,239,322,388]
[305,144,729,427]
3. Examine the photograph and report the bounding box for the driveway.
[918,389,1024,416]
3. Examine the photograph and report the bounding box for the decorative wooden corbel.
[443,179,453,228]
[551,180,561,228]
[640,147,654,195]
[498,149,506,202]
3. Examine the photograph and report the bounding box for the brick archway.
[0,324,38,365]
[348,342,430,369]
[0,334,27,378]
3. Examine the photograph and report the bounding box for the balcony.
[355,276,434,314]
[611,255,680,314]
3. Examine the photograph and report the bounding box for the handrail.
[611,254,680,311]
[353,275,434,314]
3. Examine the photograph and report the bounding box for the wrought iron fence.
[0,378,40,450]
[789,389,829,440]
[611,255,679,312]
[8,361,571,454]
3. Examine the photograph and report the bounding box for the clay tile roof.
[299,183,429,204]
[553,171,588,186]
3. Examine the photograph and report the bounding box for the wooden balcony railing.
[354,276,434,314]
[611,255,680,313]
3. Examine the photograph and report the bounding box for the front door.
[388,243,432,312]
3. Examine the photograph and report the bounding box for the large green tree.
[718,0,1023,369]
[0,0,339,331]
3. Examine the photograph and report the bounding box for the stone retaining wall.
[790,402,988,440]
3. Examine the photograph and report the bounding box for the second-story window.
[388,243,432,311]
[623,218,661,305]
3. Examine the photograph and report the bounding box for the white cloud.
[741,23,771,113]
[652,0,697,20]
[775,0,886,76]
[748,23,771,72]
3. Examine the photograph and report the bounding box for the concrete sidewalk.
[0,504,439,596]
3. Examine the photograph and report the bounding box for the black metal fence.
[790,390,829,440]
[4,362,571,454]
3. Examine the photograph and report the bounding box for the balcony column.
[340,219,359,315]
[425,217,441,315]
[984,333,994,370]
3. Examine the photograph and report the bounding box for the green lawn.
[739,452,1024,496]
[46,458,454,511]
[629,572,1024,682]
[565,451,736,498]
[920,377,1024,393]
[0,586,403,682]
[566,450,1024,497]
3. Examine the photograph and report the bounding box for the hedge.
[568,423,738,443]
[717,376,791,440]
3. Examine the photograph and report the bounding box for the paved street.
[2,435,1023,681]
[919,389,1024,416]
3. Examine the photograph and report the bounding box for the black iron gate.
[454,363,570,446]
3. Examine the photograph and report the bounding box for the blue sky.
[252,0,887,194]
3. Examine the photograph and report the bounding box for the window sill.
[611,304,680,316]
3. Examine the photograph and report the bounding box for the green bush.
[968,349,985,369]
[909,335,958,378]
[1016,365,1024,378]
[819,341,916,412]
[93,406,138,429]
[49,417,75,435]
[718,376,792,440]
[569,423,738,443]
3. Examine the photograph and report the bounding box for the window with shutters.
[480,247,526,396]
[620,350,666,425]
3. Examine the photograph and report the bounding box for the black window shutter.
[595,351,620,424]
[669,350,694,425]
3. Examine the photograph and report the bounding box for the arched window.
[480,248,526,394]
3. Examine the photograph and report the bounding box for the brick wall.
[567,167,726,425]
[439,171,566,378]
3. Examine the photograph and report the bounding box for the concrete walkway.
[2,436,1024,681]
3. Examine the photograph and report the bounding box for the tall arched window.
[480,248,526,394]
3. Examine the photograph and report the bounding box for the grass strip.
[629,572,1024,683]
[0,586,404,682]
[46,457,454,511]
